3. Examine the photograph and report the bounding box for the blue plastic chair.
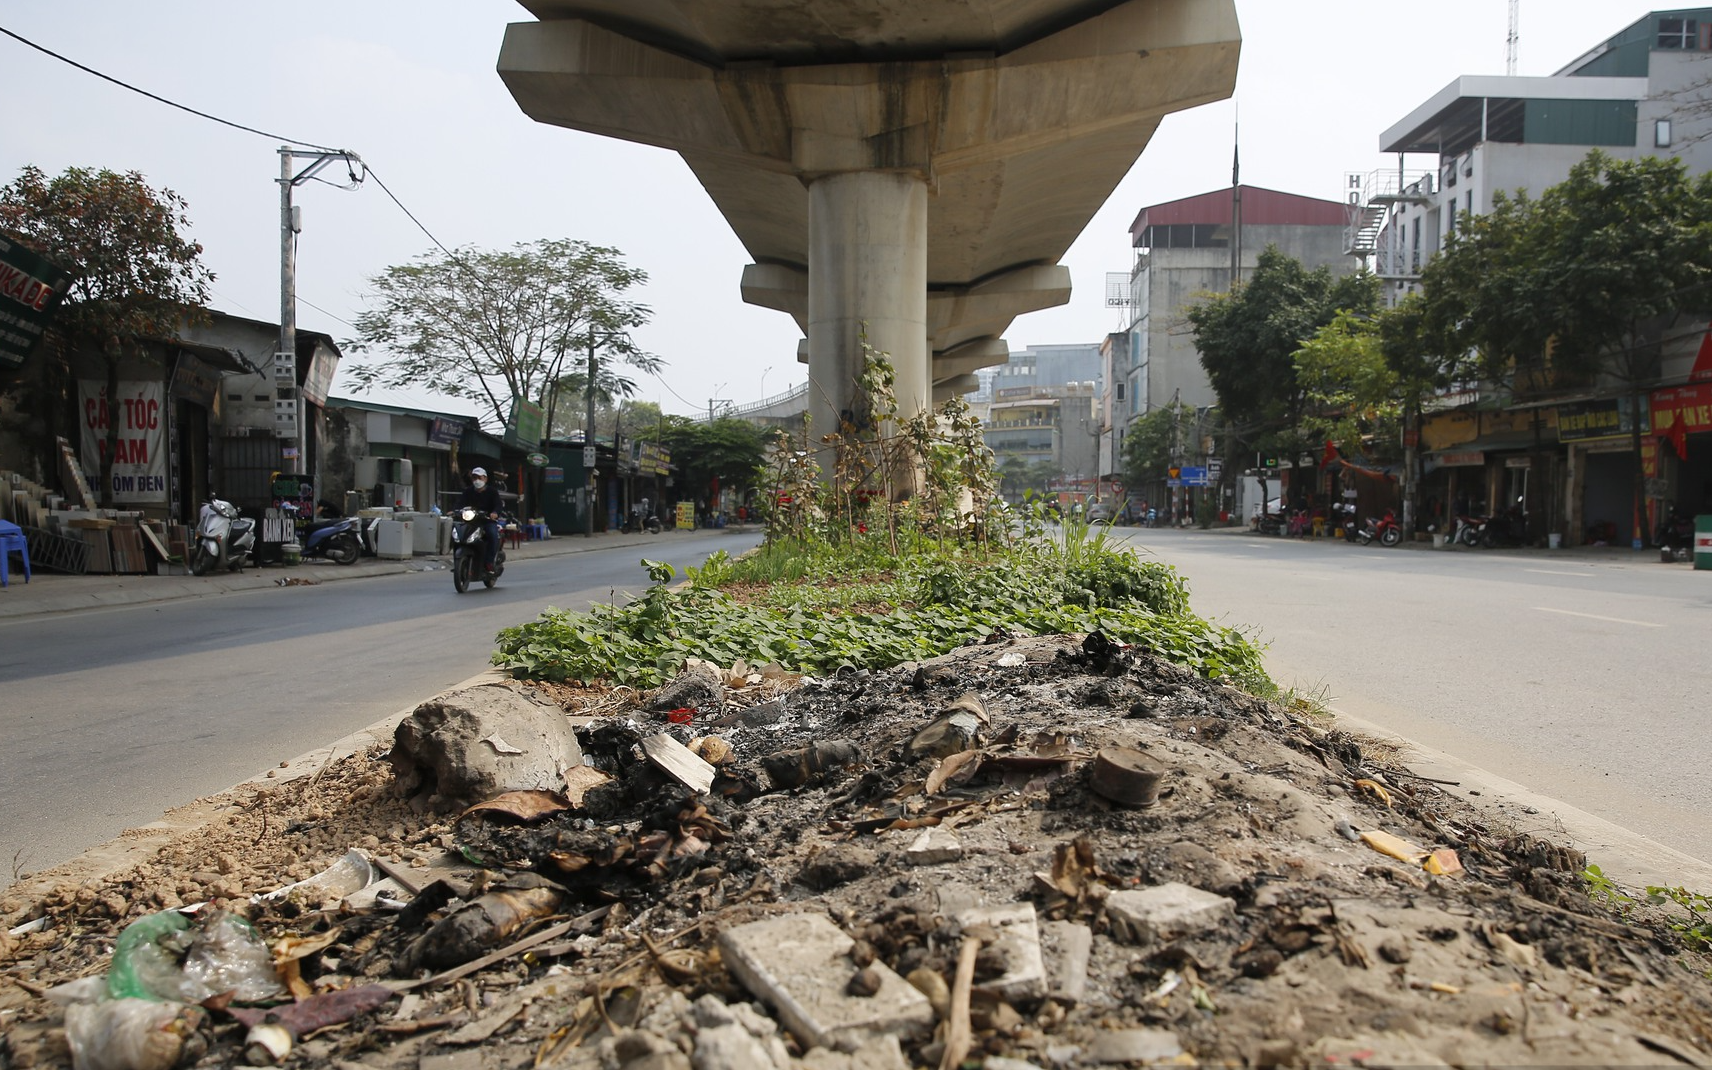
[0,519,29,587]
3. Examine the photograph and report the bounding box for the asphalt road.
[0,530,762,878]
[1118,526,1712,867]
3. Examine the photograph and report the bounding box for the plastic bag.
[64,998,207,1070]
[107,908,284,1003]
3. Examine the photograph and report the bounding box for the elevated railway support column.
[807,171,929,455]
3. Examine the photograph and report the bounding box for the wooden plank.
[56,436,95,511]
[138,521,173,563]
[640,732,716,794]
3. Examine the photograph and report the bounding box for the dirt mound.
[3,634,1710,1069]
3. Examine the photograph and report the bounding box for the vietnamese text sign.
[1556,397,1646,443]
[79,380,167,503]
[0,234,74,369]
[505,396,545,448]
[427,416,466,447]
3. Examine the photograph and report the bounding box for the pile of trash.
[5,633,1712,1070]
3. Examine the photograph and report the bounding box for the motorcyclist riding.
[459,467,502,575]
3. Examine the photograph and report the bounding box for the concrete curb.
[1329,705,1712,893]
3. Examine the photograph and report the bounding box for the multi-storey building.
[1353,8,1712,545]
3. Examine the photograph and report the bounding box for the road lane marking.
[1534,607,1662,628]
[1525,568,1595,578]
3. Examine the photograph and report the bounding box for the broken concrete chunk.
[720,914,934,1052]
[955,903,1047,1003]
[905,712,986,760]
[641,732,716,794]
[799,1036,911,1070]
[647,659,727,713]
[390,684,585,805]
[1039,920,1092,1005]
[692,1023,786,1070]
[1087,1028,1184,1064]
[1104,882,1236,945]
[905,827,963,866]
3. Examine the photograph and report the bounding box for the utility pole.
[1506,0,1520,76]
[277,147,360,478]
[585,325,598,538]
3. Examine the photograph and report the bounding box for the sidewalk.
[0,524,746,620]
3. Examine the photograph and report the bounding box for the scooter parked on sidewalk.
[281,502,362,565]
[450,506,507,593]
[1356,509,1402,547]
[189,495,256,575]
[1451,513,1487,547]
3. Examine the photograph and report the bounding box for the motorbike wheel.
[484,553,502,588]
[1380,527,1402,547]
[1458,527,1480,547]
[188,545,210,576]
[1356,530,1373,545]
[1480,529,1498,549]
[453,556,472,594]
[326,533,360,566]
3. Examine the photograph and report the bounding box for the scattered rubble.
[4,633,1712,1070]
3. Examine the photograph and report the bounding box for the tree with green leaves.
[0,165,214,503]
[1186,246,1379,471]
[1120,400,1195,488]
[644,415,770,506]
[348,239,661,433]
[1293,310,1400,460]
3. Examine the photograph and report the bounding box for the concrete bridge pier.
[807,171,929,455]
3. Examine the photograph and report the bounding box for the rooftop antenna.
[1506,0,1520,75]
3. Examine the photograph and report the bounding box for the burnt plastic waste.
[400,873,565,972]
[763,739,862,789]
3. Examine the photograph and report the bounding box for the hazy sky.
[1,1,1656,418]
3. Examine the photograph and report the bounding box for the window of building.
[1115,383,1125,402]
[1659,16,1697,49]
[1466,190,1474,216]
[1657,119,1674,147]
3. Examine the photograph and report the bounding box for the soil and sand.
[3,633,1711,1069]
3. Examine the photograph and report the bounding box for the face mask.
[473,479,487,490]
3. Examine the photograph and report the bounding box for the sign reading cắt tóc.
[79,380,167,504]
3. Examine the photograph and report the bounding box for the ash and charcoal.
[6,632,1712,1070]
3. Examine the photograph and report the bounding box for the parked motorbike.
[189,495,256,575]
[1355,509,1403,547]
[1480,501,1528,548]
[450,506,507,593]
[1333,500,1360,542]
[1451,513,1487,547]
[281,502,361,565]
[1657,506,1694,562]
[622,507,662,535]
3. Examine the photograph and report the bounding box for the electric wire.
[0,24,343,153]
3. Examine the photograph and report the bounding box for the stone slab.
[1104,881,1235,945]
[720,913,934,1052]
[1039,920,1092,1005]
[1087,1028,1183,1064]
[954,902,1047,1003]
[905,826,963,865]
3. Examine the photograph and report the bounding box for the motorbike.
[1333,500,1360,542]
[1356,509,1403,547]
[1657,506,1695,562]
[1451,513,1487,547]
[189,495,256,575]
[1480,501,1528,548]
[282,503,362,565]
[623,507,662,535]
[450,506,507,593]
